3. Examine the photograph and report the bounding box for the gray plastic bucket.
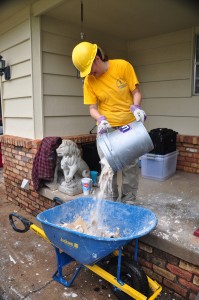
[97,121,154,172]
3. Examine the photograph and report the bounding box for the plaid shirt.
[32,137,62,190]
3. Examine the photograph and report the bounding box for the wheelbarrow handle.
[9,212,33,233]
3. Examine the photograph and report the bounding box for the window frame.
[193,33,199,95]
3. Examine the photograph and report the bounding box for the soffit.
[45,0,199,40]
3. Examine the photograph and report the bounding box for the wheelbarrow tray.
[36,197,157,265]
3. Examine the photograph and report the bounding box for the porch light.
[0,55,11,80]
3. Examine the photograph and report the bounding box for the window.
[194,34,199,94]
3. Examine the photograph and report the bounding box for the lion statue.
[57,139,90,182]
[49,139,90,196]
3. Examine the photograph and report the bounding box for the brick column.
[177,135,199,174]
[0,134,96,216]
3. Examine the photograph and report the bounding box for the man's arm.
[89,104,102,121]
[131,86,142,106]
[130,86,147,123]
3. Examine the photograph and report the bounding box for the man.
[72,41,146,204]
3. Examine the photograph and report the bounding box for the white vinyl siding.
[0,19,34,138]
[41,17,89,137]
[5,118,34,137]
[129,28,199,135]
[44,96,89,116]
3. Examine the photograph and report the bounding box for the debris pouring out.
[60,158,120,238]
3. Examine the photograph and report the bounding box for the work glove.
[97,116,111,135]
[130,105,147,123]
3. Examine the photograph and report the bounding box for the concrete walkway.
[0,169,198,299]
[136,170,199,266]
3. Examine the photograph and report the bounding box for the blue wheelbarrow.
[9,197,162,300]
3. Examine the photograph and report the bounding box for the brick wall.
[125,241,199,299]
[177,135,199,174]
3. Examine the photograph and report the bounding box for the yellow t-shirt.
[84,59,139,127]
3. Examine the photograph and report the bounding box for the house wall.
[128,27,199,136]
[0,12,128,139]
[41,16,128,137]
[1,11,199,139]
[0,3,46,140]
[0,16,35,138]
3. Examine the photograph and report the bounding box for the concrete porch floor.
[136,169,199,266]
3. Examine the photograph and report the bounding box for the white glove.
[97,116,111,135]
[130,105,147,123]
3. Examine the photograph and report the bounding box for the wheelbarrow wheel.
[107,256,149,299]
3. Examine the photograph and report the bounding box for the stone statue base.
[44,176,64,191]
[58,177,82,196]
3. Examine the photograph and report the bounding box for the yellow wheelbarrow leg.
[86,264,147,300]
[86,264,162,300]
[147,276,162,300]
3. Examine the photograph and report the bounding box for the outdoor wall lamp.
[0,55,11,80]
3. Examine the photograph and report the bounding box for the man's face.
[89,56,103,77]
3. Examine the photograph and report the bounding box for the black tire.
[107,256,149,300]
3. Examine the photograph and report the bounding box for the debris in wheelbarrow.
[59,215,121,238]
[9,196,162,300]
